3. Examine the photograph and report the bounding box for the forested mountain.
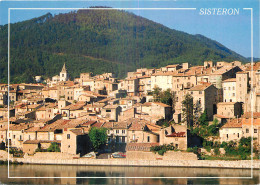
[0,7,247,83]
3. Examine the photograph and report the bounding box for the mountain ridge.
[0,8,247,83]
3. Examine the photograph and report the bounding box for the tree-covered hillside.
[0,7,247,83]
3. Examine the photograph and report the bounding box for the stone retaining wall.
[24,152,79,160]
[0,150,13,160]
[126,151,198,160]
[12,157,260,169]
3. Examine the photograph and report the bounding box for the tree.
[193,100,203,127]
[152,85,161,102]
[182,93,194,128]
[0,141,5,150]
[160,89,176,110]
[198,110,209,127]
[47,142,60,152]
[89,127,108,151]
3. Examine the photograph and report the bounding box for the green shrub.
[214,148,220,155]
[186,148,193,152]
[150,144,175,156]
[47,142,60,152]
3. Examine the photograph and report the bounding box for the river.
[0,164,259,184]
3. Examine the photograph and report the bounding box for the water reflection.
[0,164,258,184]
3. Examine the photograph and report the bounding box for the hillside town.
[0,61,259,159]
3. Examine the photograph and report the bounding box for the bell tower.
[60,63,68,81]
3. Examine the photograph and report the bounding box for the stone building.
[137,102,172,121]
[216,102,242,119]
[160,125,187,150]
[219,118,242,143]
[222,78,236,102]
[189,83,218,120]
[209,66,242,89]
[151,71,174,91]
[61,128,89,155]
[101,105,121,122]
[126,118,159,144]
[236,71,249,103]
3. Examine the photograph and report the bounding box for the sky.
[0,0,259,58]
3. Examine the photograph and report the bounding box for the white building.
[222,78,236,102]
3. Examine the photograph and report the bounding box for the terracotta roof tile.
[222,119,242,128]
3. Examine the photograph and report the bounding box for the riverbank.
[11,157,260,169]
[1,151,259,169]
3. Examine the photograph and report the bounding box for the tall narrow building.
[60,63,69,81]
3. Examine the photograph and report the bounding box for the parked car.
[82,152,96,159]
[111,152,126,158]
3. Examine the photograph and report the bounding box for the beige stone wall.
[172,75,197,92]
[36,110,46,120]
[219,127,242,143]
[9,130,24,149]
[24,132,37,141]
[126,151,197,160]
[12,157,260,169]
[0,130,7,143]
[25,152,79,160]
[151,75,173,91]
[128,130,158,143]
[236,73,249,103]
[23,143,38,154]
[61,130,77,155]
[242,124,260,147]
[223,81,236,102]
[37,132,54,140]
[0,150,13,160]
[217,103,242,118]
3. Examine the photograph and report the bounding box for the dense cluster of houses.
[0,61,259,156]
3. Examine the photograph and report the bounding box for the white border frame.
[7,7,254,179]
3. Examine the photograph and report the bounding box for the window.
[122,136,125,143]
[199,91,202,94]
[116,130,119,134]
[122,130,125,134]
[147,136,150,142]
[254,129,257,133]
[246,129,249,133]
[13,135,15,139]
[237,133,239,138]
[226,134,228,139]
[62,74,64,77]
[233,93,235,97]
[106,109,111,112]
[67,134,70,139]
[233,87,235,90]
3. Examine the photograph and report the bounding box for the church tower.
[60,63,69,81]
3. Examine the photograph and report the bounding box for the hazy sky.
[0,0,259,58]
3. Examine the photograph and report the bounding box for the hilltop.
[0,7,247,83]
